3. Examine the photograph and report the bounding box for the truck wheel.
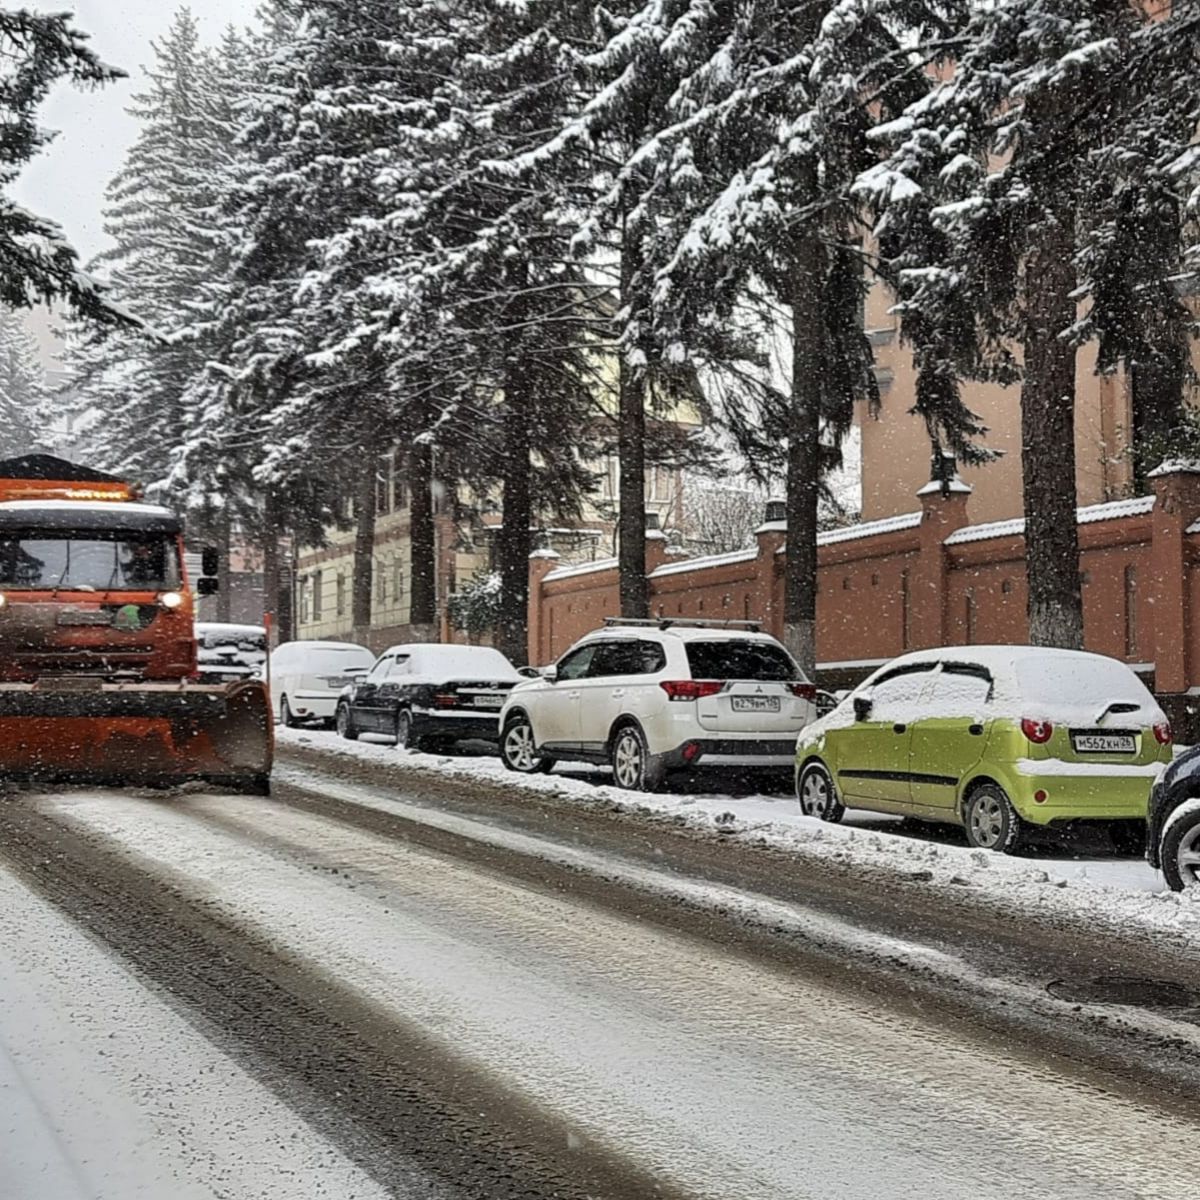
[1161,805,1200,891]
[964,783,1025,853]
[335,703,358,741]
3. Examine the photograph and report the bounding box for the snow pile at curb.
[277,728,1200,945]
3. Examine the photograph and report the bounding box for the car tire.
[280,697,297,728]
[963,783,1025,853]
[1160,805,1200,892]
[611,724,663,792]
[797,761,844,823]
[500,715,552,774]
[395,709,414,751]
[1108,819,1146,857]
[335,702,358,741]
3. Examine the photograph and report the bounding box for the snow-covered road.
[3,752,1200,1199]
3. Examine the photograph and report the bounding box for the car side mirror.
[517,666,541,678]
[201,546,219,576]
[541,665,558,683]
[196,576,219,596]
[853,694,873,722]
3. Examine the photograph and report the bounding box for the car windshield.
[408,646,517,678]
[0,531,181,591]
[684,640,799,681]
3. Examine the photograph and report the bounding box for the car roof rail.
[602,616,763,633]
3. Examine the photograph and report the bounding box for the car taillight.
[433,693,457,708]
[788,682,818,701]
[660,680,724,701]
[1021,717,1054,744]
[1153,721,1173,746]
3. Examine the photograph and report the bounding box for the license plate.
[472,693,504,709]
[1071,733,1136,754]
[731,696,780,713]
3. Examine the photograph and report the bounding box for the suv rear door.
[686,639,810,733]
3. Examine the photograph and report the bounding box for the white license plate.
[731,696,781,713]
[472,694,505,709]
[1071,733,1136,754]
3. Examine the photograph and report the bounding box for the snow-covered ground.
[278,727,1200,941]
[0,863,391,1200]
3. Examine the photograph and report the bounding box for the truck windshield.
[0,531,182,591]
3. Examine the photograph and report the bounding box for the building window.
[394,453,408,509]
[336,573,346,618]
[299,576,310,623]
[376,559,388,605]
[1124,566,1138,658]
[393,558,403,601]
[965,588,976,644]
[312,570,323,622]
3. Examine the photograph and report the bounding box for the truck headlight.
[160,591,184,610]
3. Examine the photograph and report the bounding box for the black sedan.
[1147,743,1200,891]
[334,643,521,752]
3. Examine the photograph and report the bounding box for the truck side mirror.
[201,546,219,576]
[196,576,219,596]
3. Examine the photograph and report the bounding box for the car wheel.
[500,715,552,774]
[797,761,844,823]
[335,703,358,741]
[611,724,662,792]
[395,709,414,751]
[1160,805,1200,891]
[963,783,1025,853]
[280,697,297,728]
[1108,819,1146,857]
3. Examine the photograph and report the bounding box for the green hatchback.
[795,646,1172,852]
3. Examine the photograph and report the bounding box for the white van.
[270,640,375,727]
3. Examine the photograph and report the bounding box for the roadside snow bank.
[276,728,1200,945]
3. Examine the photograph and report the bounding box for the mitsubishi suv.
[497,618,817,790]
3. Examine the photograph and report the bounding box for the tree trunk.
[618,216,648,619]
[216,506,232,623]
[351,462,376,643]
[261,489,281,647]
[408,442,436,637]
[783,231,824,677]
[1131,344,1184,489]
[1022,199,1084,648]
[496,375,532,666]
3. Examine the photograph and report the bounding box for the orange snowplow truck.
[0,455,272,792]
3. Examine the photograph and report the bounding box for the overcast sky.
[13,2,257,263]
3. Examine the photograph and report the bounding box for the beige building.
[858,279,1156,524]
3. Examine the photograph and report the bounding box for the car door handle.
[611,688,625,698]
[893,723,907,734]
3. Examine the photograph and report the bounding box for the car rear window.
[305,648,373,672]
[1014,656,1154,715]
[685,640,799,681]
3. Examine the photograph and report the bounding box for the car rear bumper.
[410,708,502,743]
[1007,762,1159,824]
[285,692,340,719]
[660,738,797,771]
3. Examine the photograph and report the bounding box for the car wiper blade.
[1094,700,1142,723]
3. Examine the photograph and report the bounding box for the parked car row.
[261,621,1198,890]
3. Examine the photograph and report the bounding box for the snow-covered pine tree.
[0,309,50,456]
[556,0,965,671]
[67,9,240,492]
[860,0,1200,648]
[0,9,125,320]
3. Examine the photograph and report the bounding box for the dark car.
[1147,743,1200,891]
[335,643,521,752]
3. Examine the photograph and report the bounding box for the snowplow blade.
[0,679,273,791]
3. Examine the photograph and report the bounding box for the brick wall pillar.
[1148,466,1200,698]
[527,550,560,666]
[754,500,787,638]
[909,477,972,649]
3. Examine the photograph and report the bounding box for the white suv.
[497,618,817,790]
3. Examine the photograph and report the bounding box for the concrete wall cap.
[916,476,972,496]
[754,520,788,535]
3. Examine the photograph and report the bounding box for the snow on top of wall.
[650,547,757,578]
[543,556,618,582]
[946,495,1156,546]
[812,511,923,547]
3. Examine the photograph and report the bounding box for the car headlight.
[160,591,184,610]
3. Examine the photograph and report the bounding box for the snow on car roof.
[381,643,519,676]
[197,623,267,638]
[882,644,1133,671]
[273,639,369,651]
[583,623,782,643]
